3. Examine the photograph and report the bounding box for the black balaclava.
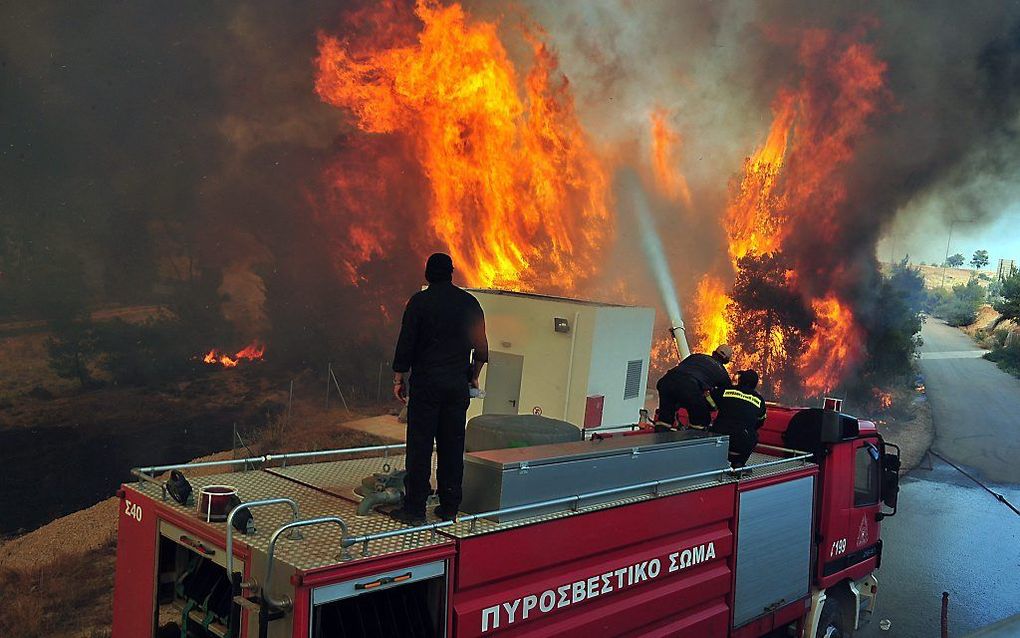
[425,252,454,283]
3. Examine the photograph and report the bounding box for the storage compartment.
[155,523,235,638]
[460,430,730,521]
[732,475,815,627]
[311,561,447,638]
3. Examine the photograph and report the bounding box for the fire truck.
[111,293,901,638]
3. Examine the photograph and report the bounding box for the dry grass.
[253,400,388,454]
[914,264,995,290]
[0,537,116,638]
[0,333,79,407]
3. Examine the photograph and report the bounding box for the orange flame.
[650,108,692,208]
[694,28,886,395]
[694,275,731,353]
[800,297,863,394]
[202,342,265,368]
[315,1,610,290]
[724,91,796,267]
[872,387,893,410]
[649,334,681,378]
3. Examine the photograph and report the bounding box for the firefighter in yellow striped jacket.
[709,370,767,468]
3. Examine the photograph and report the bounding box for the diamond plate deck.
[130,448,813,567]
[131,458,451,572]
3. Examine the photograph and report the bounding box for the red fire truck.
[112,402,899,638]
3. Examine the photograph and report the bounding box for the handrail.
[340,451,814,554]
[263,517,351,610]
[225,498,301,586]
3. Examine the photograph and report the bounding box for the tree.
[971,250,990,269]
[727,253,814,398]
[994,271,1020,324]
[861,259,925,380]
[946,253,965,268]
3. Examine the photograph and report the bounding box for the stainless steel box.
[460,431,730,521]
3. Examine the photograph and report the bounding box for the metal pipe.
[132,443,408,478]
[340,453,812,550]
[263,517,351,611]
[225,498,301,586]
[669,324,691,361]
[129,469,169,500]
[562,311,580,418]
[756,443,811,456]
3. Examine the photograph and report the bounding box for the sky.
[880,208,1020,268]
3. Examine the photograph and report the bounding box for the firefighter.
[710,369,767,468]
[654,344,733,430]
[390,253,488,525]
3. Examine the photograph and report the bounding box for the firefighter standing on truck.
[710,370,767,468]
[654,344,733,430]
[390,253,488,526]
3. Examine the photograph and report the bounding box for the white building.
[467,290,655,429]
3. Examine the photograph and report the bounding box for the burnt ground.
[0,405,388,638]
[0,327,302,536]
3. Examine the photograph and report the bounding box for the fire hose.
[928,450,1020,517]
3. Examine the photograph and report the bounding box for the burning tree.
[726,253,814,398]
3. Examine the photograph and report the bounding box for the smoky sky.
[5,1,1020,341]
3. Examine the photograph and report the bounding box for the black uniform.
[709,385,767,467]
[655,353,730,427]
[393,281,487,517]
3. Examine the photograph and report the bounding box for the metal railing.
[225,498,301,586]
[263,517,351,610]
[336,449,813,557]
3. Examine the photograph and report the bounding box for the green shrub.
[984,340,1020,377]
[933,278,985,326]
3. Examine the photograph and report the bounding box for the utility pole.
[939,221,955,289]
[940,219,974,289]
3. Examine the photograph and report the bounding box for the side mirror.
[879,441,901,517]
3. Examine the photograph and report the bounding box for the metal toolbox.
[460,431,730,521]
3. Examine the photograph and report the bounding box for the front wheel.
[816,594,853,638]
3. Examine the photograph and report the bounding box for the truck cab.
[758,406,900,636]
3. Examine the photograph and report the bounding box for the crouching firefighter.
[710,370,767,468]
[654,344,733,430]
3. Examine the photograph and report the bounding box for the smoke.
[6,0,1020,388]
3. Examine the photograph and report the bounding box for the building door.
[483,352,524,415]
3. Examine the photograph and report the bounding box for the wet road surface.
[860,320,1020,637]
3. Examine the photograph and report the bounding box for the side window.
[854,443,881,506]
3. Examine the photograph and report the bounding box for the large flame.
[650,108,692,209]
[800,296,863,394]
[315,0,611,290]
[694,276,730,352]
[694,29,886,395]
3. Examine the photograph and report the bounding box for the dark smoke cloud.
[5,0,1020,381]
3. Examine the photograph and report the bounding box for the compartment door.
[733,476,814,627]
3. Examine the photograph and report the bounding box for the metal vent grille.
[624,359,643,400]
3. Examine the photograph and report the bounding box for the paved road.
[919,319,1020,484]
[860,319,1020,637]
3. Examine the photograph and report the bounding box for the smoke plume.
[5,1,1020,391]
